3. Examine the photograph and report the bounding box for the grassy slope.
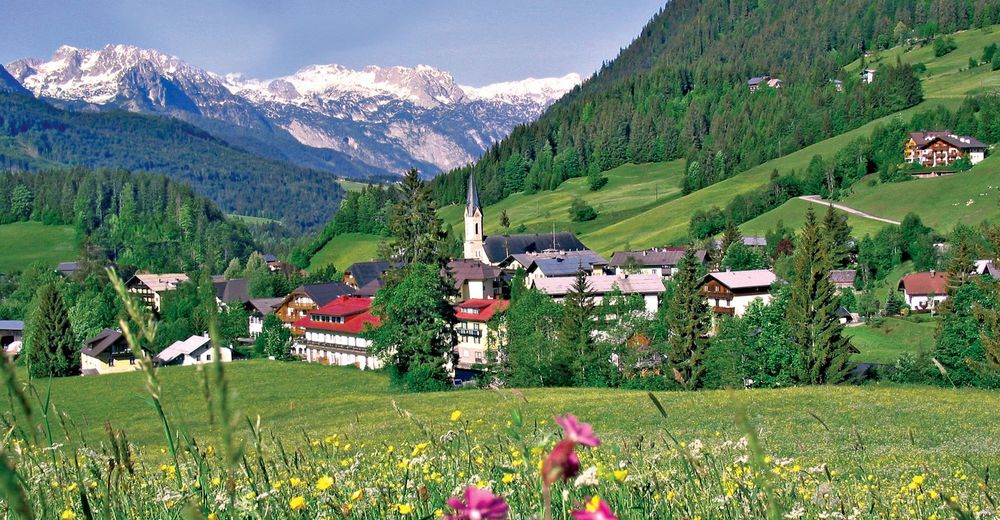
[0,221,77,273]
[336,179,370,193]
[15,361,1000,466]
[739,198,891,238]
[307,232,383,272]
[847,316,938,364]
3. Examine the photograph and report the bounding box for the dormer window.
[459,307,480,315]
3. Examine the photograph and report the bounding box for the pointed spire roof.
[466,173,481,216]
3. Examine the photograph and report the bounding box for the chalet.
[275,282,356,334]
[56,261,81,277]
[292,295,382,369]
[213,278,250,306]
[0,320,24,358]
[831,79,844,92]
[80,329,143,375]
[463,174,590,266]
[126,273,189,312]
[530,273,665,314]
[860,68,877,84]
[975,259,1000,279]
[445,259,504,301]
[766,77,783,89]
[899,271,949,312]
[343,260,402,296]
[453,299,509,371]
[246,297,283,338]
[609,247,707,278]
[155,335,232,366]
[700,269,778,317]
[904,131,987,167]
[747,76,769,92]
[829,269,857,291]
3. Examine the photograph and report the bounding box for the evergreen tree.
[223,258,243,280]
[382,169,449,266]
[785,209,853,384]
[719,219,743,261]
[24,283,80,378]
[493,271,565,387]
[559,270,601,386]
[663,248,711,389]
[500,209,511,236]
[822,204,853,268]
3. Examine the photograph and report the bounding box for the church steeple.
[463,173,486,262]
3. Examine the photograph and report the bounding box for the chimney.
[930,270,936,277]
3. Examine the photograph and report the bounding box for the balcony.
[299,339,369,355]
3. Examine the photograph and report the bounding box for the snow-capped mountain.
[8,44,580,175]
[0,65,28,94]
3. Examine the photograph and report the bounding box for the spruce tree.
[663,248,711,389]
[560,270,598,386]
[383,169,449,266]
[822,204,852,268]
[785,209,853,384]
[719,219,743,262]
[24,283,79,378]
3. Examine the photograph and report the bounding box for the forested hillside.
[0,168,255,273]
[0,92,344,230]
[432,0,999,207]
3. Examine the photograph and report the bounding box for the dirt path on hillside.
[798,195,901,225]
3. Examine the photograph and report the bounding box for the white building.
[155,335,232,366]
[530,273,665,314]
[292,295,382,369]
[453,299,509,370]
[700,269,778,317]
[898,271,949,312]
[860,68,877,84]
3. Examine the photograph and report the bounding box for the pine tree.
[223,258,243,280]
[719,219,743,262]
[785,209,853,384]
[24,283,80,378]
[383,169,449,266]
[663,248,711,389]
[822,204,852,268]
[560,270,599,386]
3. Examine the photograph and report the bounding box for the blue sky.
[1,0,666,85]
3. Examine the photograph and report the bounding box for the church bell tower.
[463,173,486,261]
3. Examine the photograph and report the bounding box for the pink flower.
[445,486,509,520]
[554,415,600,448]
[541,439,580,485]
[571,497,619,520]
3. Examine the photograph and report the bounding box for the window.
[206,353,212,361]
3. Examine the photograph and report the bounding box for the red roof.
[294,296,381,334]
[454,299,509,322]
[899,272,949,296]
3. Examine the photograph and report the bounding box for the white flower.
[574,466,599,488]
[784,505,805,519]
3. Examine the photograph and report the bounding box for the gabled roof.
[344,260,401,289]
[0,320,24,331]
[294,296,381,335]
[899,272,949,296]
[483,233,589,264]
[908,131,987,150]
[247,297,284,315]
[214,278,250,304]
[829,269,857,285]
[455,299,509,322]
[80,328,126,357]
[128,273,189,293]
[609,247,706,268]
[261,254,279,263]
[975,260,1000,278]
[466,173,481,217]
[300,282,356,307]
[704,269,778,290]
[355,278,384,297]
[517,250,608,277]
[57,261,80,274]
[446,259,503,289]
[155,335,212,364]
[532,274,665,297]
[748,75,770,85]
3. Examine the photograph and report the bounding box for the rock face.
[9,45,580,176]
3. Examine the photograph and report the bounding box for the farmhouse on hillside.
[899,271,949,312]
[530,273,665,314]
[904,131,987,167]
[453,298,508,373]
[463,174,589,266]
[155,334,232,366]
[246,297,284,338]
[275,282,356,335]
[126,273,189,312]
[860,68,877,84]
[829,269,857,292]
[700,269,778,317]
[609,247,707,278]
[80,328,143,375]
[292,295,382,369]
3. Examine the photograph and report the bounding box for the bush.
[933,36,957,57]
[588,170,609,191]
[569,197,598,222]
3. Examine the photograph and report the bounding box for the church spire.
[466,173,481,217]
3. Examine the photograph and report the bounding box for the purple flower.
[571,497,619,520]
[541,439,581,485]
[445,486,509,520]
[555,415,600,448]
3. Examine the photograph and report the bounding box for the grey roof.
[355,278,384,297]
[57,261,80,274]
[214,279,250,304]
[609,248,707,268]
[0,320,24,331]
[80,328,125,357]
[345,260,400,289]
[262,254,279,263]
[300,282,356,306]
[466,173,481,217]
[532,274,665,297]
[748,76,769,85]
[712,236,768,249]
[829,270,857,284]
[156,335,211,364]
[247,297,284,315]
[704,269,778,290]
[909,131,987,150]
[445,259,503,289]
[483,233,589,264]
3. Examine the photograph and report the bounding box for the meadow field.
[0,221,77,273]
[307,232,383,272]
[739,197,892,239]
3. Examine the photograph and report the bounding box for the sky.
[0,0,666,85]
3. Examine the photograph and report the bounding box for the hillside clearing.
[308,232,383,272]
[0,221,78,273]
[740,197,892,238]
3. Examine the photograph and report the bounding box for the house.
[899,271,949,312]
[512,250,608,283]
[275,282,356,334]
[766,77,783,89]
[463,174,590,266]
[453,299,509,371]
[213,278,250,306]
[292,296,382,369]
[700,269,778,317]
[343,260,402,296]
[860,68,877,84]
[155,335,232,366]
[904,131,987,167]
[80,329,143,375]
[747,76,769,92]
[56,261,81,277]
[126,273,189,312]
[609,247,707,278]
[246,297,284,338]
[974,259,1000,279]
[530,273,665,314]
[445,259,504,301]
[831,79,844,92]
[0,320,24,358]
[712,236,768,251]
[829,269,857,291]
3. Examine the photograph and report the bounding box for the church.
[463,173,591,266]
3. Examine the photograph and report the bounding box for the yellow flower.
[290,477,303,487]
[501,473,514,484]
[911,475,925,486]
[666,490,676,501]
[211,477,222,486]
[585,496,601,512]
[450,410,462,422]
[60,510,76,520]
[613,469,628,482]
[316,475,334,491]
[289,496,306,511]
[398,503,413,515]
[351,489,364,501]
[208,514,218,520]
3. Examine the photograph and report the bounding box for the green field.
[227,213,281,225]
[337,179,371,193]
[0,221,78,273]
[14,361,1000,467]
[308,232,383,272]
[847,316,938,364]
[740,197,892,238]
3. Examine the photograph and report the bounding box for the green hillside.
[739,198,892,238]
[307,232,383,272]
[847,316,938,364]
[0,221,77,273]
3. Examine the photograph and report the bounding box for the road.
[798,195,901,225]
